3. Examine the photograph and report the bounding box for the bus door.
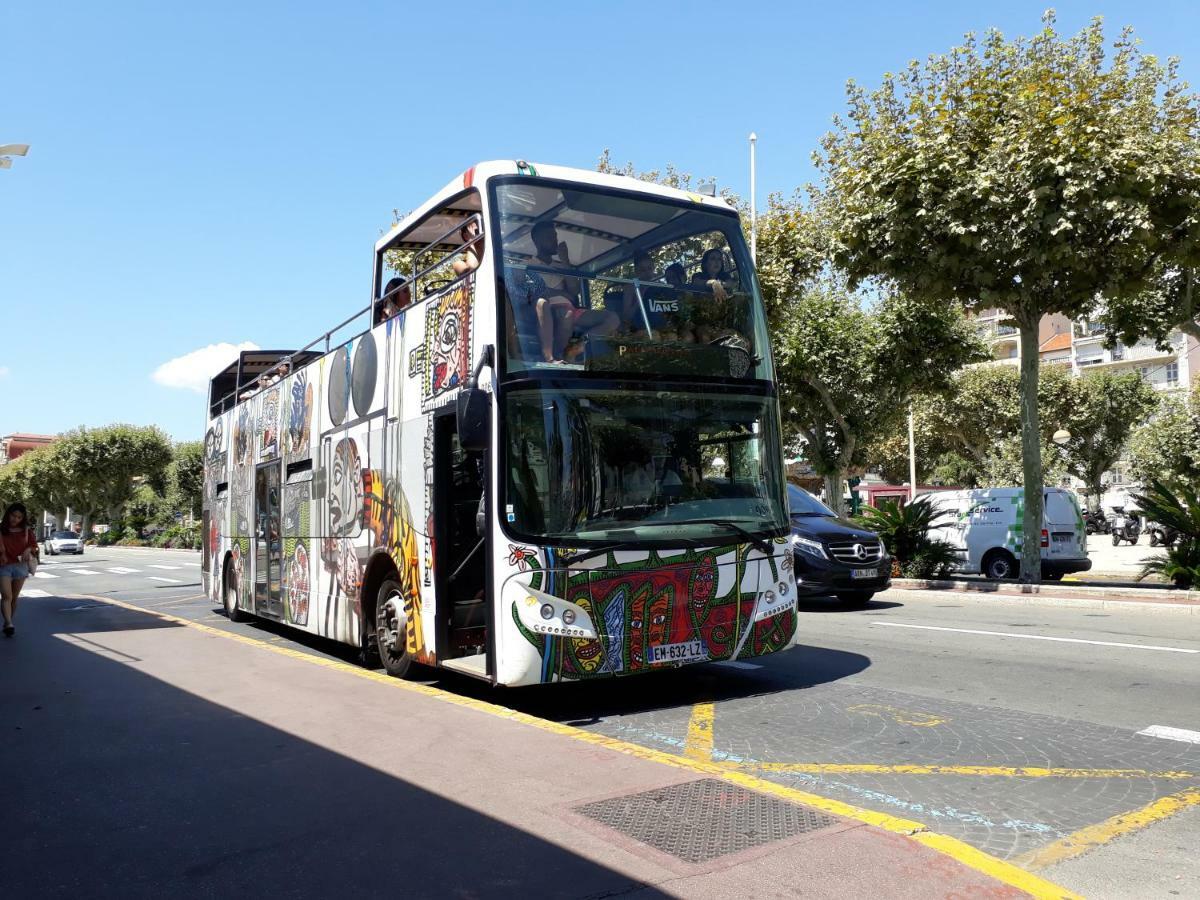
[254,462,283,619]
[432,411,489,668]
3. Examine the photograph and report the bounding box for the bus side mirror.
[458,344,494,452]
[457,387,490,451]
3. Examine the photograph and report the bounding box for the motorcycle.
[1110,507,1141,546]
[1083,509,1110,535]
[1147,521,1178,547]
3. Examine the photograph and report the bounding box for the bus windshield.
[492,178,773,380]
[503,386,787,544]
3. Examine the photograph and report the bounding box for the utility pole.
[908,407,918,501]
[748,132,757,263]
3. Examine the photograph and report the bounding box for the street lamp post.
[748,132,757,264]
[0,143,30,170]
[908,407,918,501]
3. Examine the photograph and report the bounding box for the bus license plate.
[649,640,706,665]
[851,568,877,579]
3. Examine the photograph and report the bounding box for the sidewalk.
[890,577,1199,612]
[0,593,1073,899]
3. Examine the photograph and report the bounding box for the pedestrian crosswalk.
[107,567,141,574]
[148,576,181,583]
[23,589,52,598]
[148,565,182,570]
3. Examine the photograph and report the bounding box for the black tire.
[223,559,247,623]
[1111,532,1120,546]
[835,591,874,609]
[375,577,412,678]
[982,549,1017,580]
[1149,530,1159,547]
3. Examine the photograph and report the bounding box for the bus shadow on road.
[5,610,663,899]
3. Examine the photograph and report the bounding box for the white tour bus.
[202,161,798,685]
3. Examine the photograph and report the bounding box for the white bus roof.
[374,160,737,254]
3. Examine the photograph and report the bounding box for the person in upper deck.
[528,220,617,363]
[690,248,736,302]
[452,219,484,277]
[376,277,412,324]
[663,262,687,290]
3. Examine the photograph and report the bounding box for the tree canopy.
[815,13,1200,579]
[1128,384,1200,489]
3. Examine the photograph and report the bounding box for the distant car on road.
[788,484,892,608]
[46,530,85,555]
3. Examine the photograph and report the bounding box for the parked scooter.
[1147,521,1178,547]
[1083,509,1110,535]
[1110,507,1141,546]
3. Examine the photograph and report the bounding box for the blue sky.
[3,1,1197,441]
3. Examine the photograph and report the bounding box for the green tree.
[1128,384,1200,488]
[775,285,986,514]
[168,440,205,521]
[815,14,1200,580]
[1052,371,1159,507]
[52,425,174,536]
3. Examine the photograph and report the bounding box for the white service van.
[921,488,1091,580]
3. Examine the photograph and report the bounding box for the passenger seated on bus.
[619,252,694,343]
[263,361,290,387]
[663,262,687,289]
[452,220,483,277]
[528,220,617,362]
[690,248,735,302]
[376,277,411,324]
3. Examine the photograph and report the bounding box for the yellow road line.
[684,702,715,761]
[724,762,1197,780]
[1014,787,1200,871]
[77,592,1080,900]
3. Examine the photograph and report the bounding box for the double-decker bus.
[202,161,797,685]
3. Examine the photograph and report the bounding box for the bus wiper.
[706,521,774,556]
[558,543,626,567]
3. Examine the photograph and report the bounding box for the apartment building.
[971,309,1196,392]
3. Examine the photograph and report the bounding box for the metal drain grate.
[574,778,837,863]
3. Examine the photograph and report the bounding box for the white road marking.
[148,576,182,583]
[32,571,57,578]
[712,660,763,670]
[148,565,182,570]
[106,567,141,574]
[69,568,101,575]
[183,562,200,567]
[1137,725,1200,744]
[23,589,52,598]
[871,621,1199,654]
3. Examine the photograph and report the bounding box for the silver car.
[47,530,84,555]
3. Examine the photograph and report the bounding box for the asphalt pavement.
[5,546,1199,898]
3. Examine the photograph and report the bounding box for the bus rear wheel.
[223,559,247,623]
[376,578,411,679]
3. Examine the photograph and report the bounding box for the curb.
[891,577,1198,605]
[885,587,1199,615]
[82,545,201,554]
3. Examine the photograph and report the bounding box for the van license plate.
[1052,534,1072,543]
[851,568,877,579]
[649,640,706,665]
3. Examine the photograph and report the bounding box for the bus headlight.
[511,583,598,639]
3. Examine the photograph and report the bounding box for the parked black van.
[788,485,891,608]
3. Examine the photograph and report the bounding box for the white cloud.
[152,341,260,393]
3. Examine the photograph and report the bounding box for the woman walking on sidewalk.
[1,502,40,637]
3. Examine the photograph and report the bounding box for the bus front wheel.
[375,578,411,679]
[224,559,247,623]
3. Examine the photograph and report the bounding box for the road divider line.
[1137,725,1200,745]
[73,591,1081,900]
[724,762,1197,779]
[684,702,716,761]
[872,621,1199,654]
[106,567,141,575]
[71,569,100,575]
[148,576,182,583]
[148,565,182,570]
[1014,788,1200,871]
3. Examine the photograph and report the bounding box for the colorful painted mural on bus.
[364,469,433,664]
[283,482,311,626]
[422,280,472,411]
[286,369,313,459]
[508,542,795,681]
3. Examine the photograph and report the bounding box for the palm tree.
[1134,480,1200,589]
